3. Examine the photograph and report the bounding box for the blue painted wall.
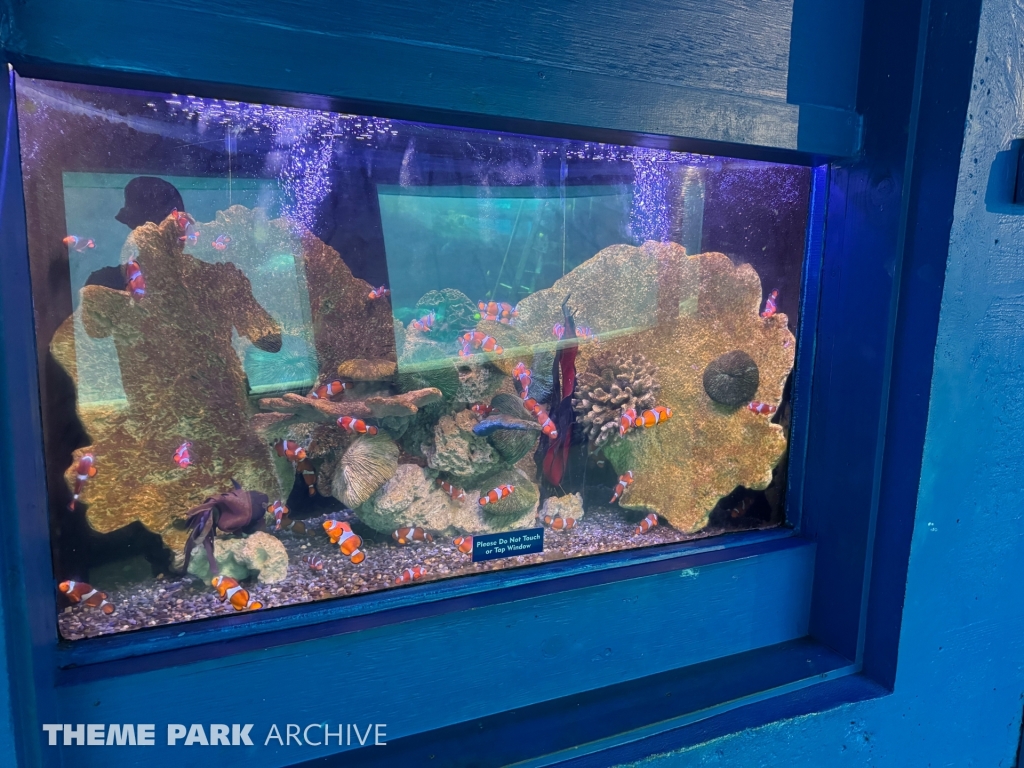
[631,0,1024,764]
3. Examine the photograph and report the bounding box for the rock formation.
[53,214,285,557]
[186,531,289,584]
[511,242,795,533]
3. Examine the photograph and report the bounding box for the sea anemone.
[331,434,399,507]
[484,393,541,463]
[573,350,659,448]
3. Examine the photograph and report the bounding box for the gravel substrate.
[57,505,777,641]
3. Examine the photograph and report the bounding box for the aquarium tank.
[15,76,812,640]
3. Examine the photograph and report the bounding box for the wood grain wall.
[1,0,862,155]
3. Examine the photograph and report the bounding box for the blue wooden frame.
[0,0,983,762]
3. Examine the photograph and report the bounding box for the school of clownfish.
[56,231,787,615]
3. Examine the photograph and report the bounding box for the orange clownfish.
[479,485,514,506]
[323,520,365,564]
[459,331,503,356]
[470,403,493,417]
[747,401,778,416]
[610,470,634,503]
[211,575,263,611]
[542,515,576,530]
[619,407,637,436]
[395,566,427,584]
[63,235,95,253]
[268,500,289,529]
[411,310,436,332]
[68,453,97,510]
[304,553,324,571]
[59,580,114,614]
[212,235,232,251]
[634,405,672,429]
[536,412,558,439]
[453,536,473,554]
[513,362,532,398]
[296,458,317,496]
[125,258,146,299]
[173,441,192,468]
[522,398,558,439]
[337,416,378,436]
[169,208,189,229]
[762,289,778,318]
[392,527,434,545]
[368,285,391,300]
[634,513,659,535]
[275,439,307,463]
[436,478,467,501]
[478,300,517,318]
[310,380,346,400]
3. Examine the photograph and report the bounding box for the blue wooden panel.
[800,0,933,661]
[51,541,814,767]
[788,0,865,110]
[318,638,856,767]
[2,0,859,155]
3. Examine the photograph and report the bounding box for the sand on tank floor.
[57,505,777,641]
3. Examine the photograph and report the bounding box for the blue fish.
[472,415,540,436]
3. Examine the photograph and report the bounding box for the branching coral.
[573,350,660,448]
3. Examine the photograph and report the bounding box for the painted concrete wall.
[631,0,1024,764]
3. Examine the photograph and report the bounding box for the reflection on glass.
[16,77,810,640]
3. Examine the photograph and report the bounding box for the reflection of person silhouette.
[85,177,186,290]
[59,180,283,563]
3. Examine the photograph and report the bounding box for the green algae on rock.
[425,410,501,480]
[476,467,540,520]
[186,531,289,584]
[539,492,585,523]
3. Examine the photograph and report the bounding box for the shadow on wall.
[986,138,1024,214]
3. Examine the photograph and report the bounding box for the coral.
[331,435,399,507]
[52,214,285,557]
[257,387,442,424]
[539,493,585,522]
[414,288,479,344]
[515,242,795,533]
[574,350,660,448]
[485,393,541,463]
[454,363,505,404]
[358,465,454,535]
[337,358,397,385]
[357,464,538,536]
[397,358,461,402]
[475,467,540,520]
[702,350,760,407]
[425,410,499,480]
[186,531,289,584]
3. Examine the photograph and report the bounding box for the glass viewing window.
[15,77,812,641]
